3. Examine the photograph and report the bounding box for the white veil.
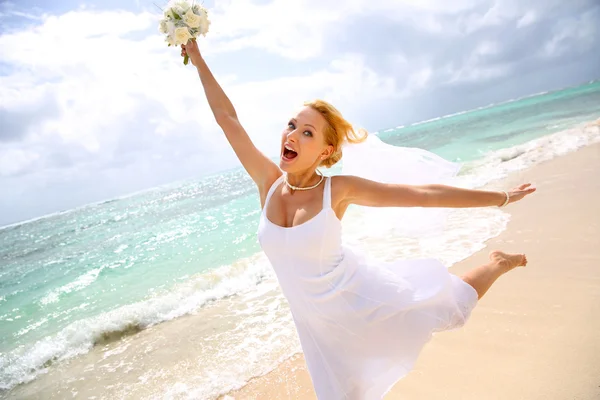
[340,133,461,237]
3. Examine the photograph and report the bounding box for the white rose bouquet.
[158,0,210,65]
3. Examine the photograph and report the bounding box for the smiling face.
[280,106,334,173]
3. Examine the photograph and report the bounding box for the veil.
[340,133,462,238]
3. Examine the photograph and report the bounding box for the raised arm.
[337,175,536,209]
[182,40,281,194]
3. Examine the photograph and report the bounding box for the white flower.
[174,1,190,13]
[174,6,186,17]
[165,34,177,46]
[159,20,175,34]
[159,20,168,34]
[196,7,207,17]
[163,8,175,20]
[159,18,176,35]
[183,9,202,28]
[173,26,193,45]
[159,2,209,55]
[167,1,189,18]
[199,17,210,36]
[160,20,175,35]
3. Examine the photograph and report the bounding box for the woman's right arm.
[182,41,281,196]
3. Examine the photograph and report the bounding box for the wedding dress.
[258,166,478,399]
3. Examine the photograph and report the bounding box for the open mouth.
[282,145,298,161]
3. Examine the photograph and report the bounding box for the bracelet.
[499,191,510,207]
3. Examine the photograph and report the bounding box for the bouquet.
[158,0,210,65]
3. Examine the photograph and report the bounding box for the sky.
[0,0,599,226]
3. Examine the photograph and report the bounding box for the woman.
[182,41,535,399]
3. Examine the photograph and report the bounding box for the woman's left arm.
[338,176,536,208]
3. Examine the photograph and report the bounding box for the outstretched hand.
[181,39,201,67]
[507,183,536,205]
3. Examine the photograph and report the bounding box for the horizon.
[1,0,599,226]
[1,78,597,229]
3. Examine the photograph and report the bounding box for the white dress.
[258,175,479,400]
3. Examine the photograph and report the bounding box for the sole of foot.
[490,250,528,272]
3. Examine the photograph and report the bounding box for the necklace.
[284,171,324,191]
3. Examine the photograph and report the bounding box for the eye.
[287,121,313,137]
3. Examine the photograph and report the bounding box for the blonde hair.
[304,99,368,168]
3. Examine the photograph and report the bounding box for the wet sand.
[226,143,600,399]
[6,142,599,400]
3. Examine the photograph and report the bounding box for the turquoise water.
[0,170,261,353]
[1,80,599,392]
[380,81,600,161]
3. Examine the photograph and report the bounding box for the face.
[280,106,333,172]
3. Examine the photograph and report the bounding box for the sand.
[226,143,600,399]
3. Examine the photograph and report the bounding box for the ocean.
[1,81,599,399]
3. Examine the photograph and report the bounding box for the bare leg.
[461,251,528,300]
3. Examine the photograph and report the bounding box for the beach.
[226,141,600,399]
[1,83,599,399]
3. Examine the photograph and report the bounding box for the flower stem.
[183,54,189,65]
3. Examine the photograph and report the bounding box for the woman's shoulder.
[259,170,284,209]
[330,174,360,189]
[329,175,355,208]
[264,170,284,189]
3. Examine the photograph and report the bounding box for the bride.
[181,41,536,399]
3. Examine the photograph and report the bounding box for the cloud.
[0,0,599,225]
[205,0,480,60]
[0,84,60,142]
[0,5,399,225]
[0,148,40,176]
[541,6,599,59]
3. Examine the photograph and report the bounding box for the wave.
[2,119,598,395]
[0,253,273,392]
[39,267,104,305]
[0,209,75,232]
[375,81,596,134]
[456,119,600,189]
[206,118,600,400]
[405,90,548,129]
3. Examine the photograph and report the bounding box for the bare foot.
[489,250,527,272]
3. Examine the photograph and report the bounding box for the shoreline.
[225,142,600,399]
[4,128,599,399]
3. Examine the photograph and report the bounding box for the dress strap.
[322,176,332,209]
[264,174,284,208]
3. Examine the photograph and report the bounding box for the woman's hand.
[506,183,536,205]
[181,39,202,67]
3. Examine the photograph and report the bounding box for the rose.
[173,26,193,46]
[163,8,175,19]
[195,7,207,18]
[165,34,177,46]
[158,2,210,64]
[174,1,190,14]
[168,0,190,18]
[199,17,210,36]
[159,20,175,34]
[183,9,202,28]
[159,20,168,34]
[159,20,176,35]
[167,21,176,34]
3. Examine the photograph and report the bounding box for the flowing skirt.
[290,247,479,400]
